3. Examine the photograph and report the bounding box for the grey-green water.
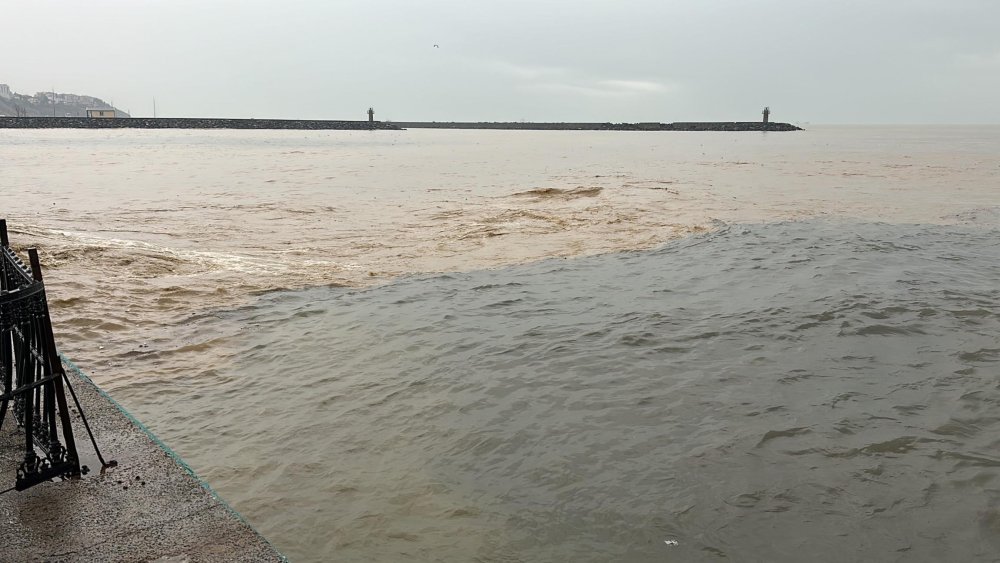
[160,219,1000,561]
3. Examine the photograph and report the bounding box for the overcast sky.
[3,0,999,123]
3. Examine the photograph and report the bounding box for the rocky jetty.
[0,117,400,130]
[395,121,801,131]
[0,117,801,132]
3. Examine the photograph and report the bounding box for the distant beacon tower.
[367,107,374,123]
[762,106,770,124]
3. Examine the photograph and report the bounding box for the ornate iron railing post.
[0,219,113,492]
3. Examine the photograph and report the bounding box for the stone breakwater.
[395,121,802,131]
[0,117,801,131]
[0,116,400,130]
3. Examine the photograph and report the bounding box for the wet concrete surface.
[0,361,286,562]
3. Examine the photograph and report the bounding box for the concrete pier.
[0,357,286,562]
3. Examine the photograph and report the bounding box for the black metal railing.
[0,219,113,492]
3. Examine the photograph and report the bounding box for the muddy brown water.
[2,126,999,561]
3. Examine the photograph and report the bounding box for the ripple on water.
[116,220,1000,562]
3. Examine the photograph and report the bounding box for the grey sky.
[4,0,999,123]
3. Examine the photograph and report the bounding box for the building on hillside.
[86,108,116,118]
[0,84,11,100]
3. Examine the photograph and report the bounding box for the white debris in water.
[664,539,679,546]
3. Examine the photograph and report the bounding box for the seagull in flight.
[433,44,439,48]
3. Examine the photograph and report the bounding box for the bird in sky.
[433,44,439,48]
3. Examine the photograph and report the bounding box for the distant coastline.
[0,116,801,131]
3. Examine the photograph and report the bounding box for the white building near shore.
[0,84,12,100]
[86,108,116,118]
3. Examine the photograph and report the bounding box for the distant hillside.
[0,84,129,118]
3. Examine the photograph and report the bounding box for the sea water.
[1,126,999,561]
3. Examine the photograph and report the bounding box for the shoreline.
[0,116,801,131]
[0,353,287,562]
